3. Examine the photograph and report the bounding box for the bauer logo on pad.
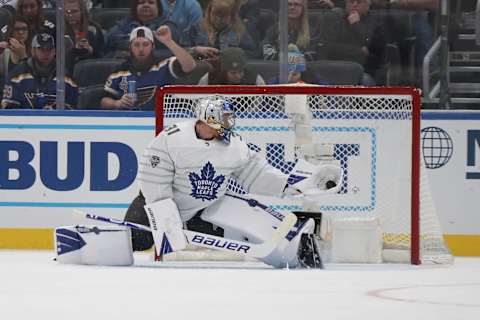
[188,162,225,201]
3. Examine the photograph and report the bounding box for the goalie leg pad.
[200,194,289,243]
[262,218,316,268]
[144,198,187,256]
[55,225,133,266]
[199,195,318,268]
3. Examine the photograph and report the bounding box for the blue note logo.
[189,162,225,201]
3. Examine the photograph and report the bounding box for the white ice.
[1,250,479,320]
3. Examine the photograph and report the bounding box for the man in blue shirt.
[1,32,78,109]
[101,25,196,111]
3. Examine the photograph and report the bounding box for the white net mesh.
[159,86,452,264]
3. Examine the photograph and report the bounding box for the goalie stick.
[73,210,297,259]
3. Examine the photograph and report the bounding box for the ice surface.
[1,250,479,320]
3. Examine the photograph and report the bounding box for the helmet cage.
[196,97,235,133]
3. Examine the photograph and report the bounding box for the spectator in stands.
[372,0,438,84]
[268,44,328,84]
[105,0,179,59]
[316,0,387,85]
[182,0,258,58]
[198,47,265,85]
[1,32,78,109]
[263,0,317,61]
[308,0,344,9]
[260,1,343,11]
[101,25,196,111]
[234,0,260,41]
[371,0,437,11]
[17,0,55,35]
[65,0,104,65]
[40,0,94,8]
[0,15,31,83]
[198,0,208,9]
[160,0,203,34]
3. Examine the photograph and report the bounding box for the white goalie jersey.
[138,120,289,221]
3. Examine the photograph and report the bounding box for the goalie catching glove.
[284,159,343,199]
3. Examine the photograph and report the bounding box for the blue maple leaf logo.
[189,162,225,201]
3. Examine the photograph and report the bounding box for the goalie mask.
[196,96,235,143]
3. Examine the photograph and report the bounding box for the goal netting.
[155,85,452,264]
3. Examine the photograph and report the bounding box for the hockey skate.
[298,233,324,269]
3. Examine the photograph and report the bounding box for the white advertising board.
[0,110,479,237]
[0,110,154,227]
[421,111,480,235]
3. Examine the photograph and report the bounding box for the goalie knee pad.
[55,225,133,266]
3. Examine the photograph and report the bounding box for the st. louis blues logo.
[189,162,225,201]
[119,76,129,93]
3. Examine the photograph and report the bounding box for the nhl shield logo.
[189,162,225,201]
[150,155,160,168]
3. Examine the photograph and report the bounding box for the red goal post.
[155,85,451,265]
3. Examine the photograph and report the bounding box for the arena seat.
[247,59,364,85]
[73,58,125,88]
[77,84,105,110]
[246,60,280,83]
[307,60,364,85]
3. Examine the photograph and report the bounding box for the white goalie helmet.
[195,96,235,141]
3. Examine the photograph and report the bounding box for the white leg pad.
[144,198,187,256]
[262,218,315,268]
[55,225,133,266]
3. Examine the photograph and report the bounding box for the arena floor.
[1,250,479,320]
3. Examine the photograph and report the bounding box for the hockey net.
[155,85,452,265]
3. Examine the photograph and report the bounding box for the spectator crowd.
[0,0,440,110]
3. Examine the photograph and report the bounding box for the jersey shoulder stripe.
[64,76,78,87]
[11,73,34,83]
[108,70,132,79]
[151,59,169,71]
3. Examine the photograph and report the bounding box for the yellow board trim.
[0,229,479,256]
[444,235,480,256]
[0,228,54,250]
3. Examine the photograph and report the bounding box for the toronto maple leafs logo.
[150,155,160,168]
[188,162,225,201]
